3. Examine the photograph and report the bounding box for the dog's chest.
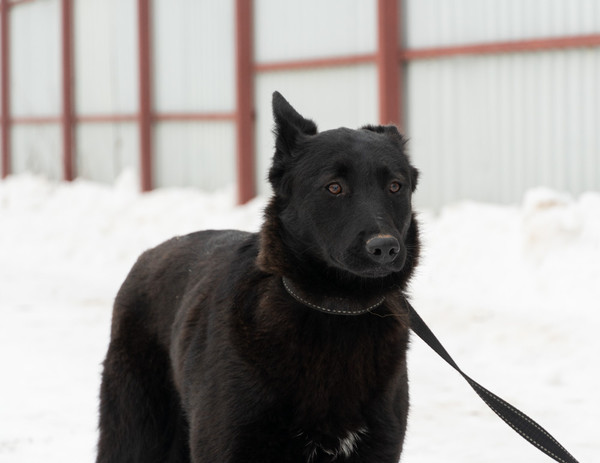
[298,427,368,462]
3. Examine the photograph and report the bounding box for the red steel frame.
[137,0,152,191]
[2,0,600,201]
[61,0,73,181]
[377,0,400,128]
[400,33,600,61]
[235,0,255,204]
[255,53,375,73]
[1,0,10,178]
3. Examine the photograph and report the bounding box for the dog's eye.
[327,183,342,195]
[389,182,402,193]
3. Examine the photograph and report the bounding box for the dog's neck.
[281,277,385,316]
[257,197,418,314]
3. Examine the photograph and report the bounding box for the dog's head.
[259,92,419,288]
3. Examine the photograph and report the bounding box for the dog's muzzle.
[365,235,400,264]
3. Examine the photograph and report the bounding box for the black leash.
[281,277,580,461]
[406,299,580,463]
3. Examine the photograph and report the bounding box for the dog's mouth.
[329,251,407,279]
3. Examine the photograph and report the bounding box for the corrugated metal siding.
[255,0,377,62]
[11,0,61,117]
[404,0,600,48]
[407,49,600,209]
[153,121,235,191]
[73,0,138,184]
[76,122,139,184]
[74,0,137,114]
[12,125,62,180]
[10,0,61,178]
[152,0,236,190]
[153,0,235,112]
[405,0,600,209]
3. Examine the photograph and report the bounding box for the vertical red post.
[377,0,400,128]
[137,0,152,191]
[235,0,255,204]
[1,0,10,178]
[396,0,405,132]
[61,0,74,181]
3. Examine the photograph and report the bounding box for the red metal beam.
[377,0,400,127]
[400,33,600,61]
[11,116,61,124]
[8,0,36,6]
[235,0,255,204]
[154,112,236,122]
[1,0,10,178]
[255,53,375,73]
[397,0,406,132]
[76,114,138,123]
[11,113,236,124]
[252,34,600,74]
[137,0,152,192]
[61,0,74,181]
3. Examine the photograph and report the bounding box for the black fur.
[97,91,420,463]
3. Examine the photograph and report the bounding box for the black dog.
[97,92,420,462]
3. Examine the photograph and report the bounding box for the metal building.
[1,0,599,209]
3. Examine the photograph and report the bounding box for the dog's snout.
[365,235,400,264]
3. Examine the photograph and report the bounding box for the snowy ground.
[1,172,598,462]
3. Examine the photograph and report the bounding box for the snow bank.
[1,173,598,462]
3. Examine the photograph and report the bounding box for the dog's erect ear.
[272,91,318,156]
[269,92,318,196]
[410,166,419,192]
[361,124,406,145]
[362,124,419,192]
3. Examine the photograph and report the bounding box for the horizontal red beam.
[255,53,376,72]
[10,115,60,124]
[5,112,236,124]
[254,33,600,72]
[77,114,137,123]
[401,34,600,61]
[7,0,36,7]
[154,111,235,122]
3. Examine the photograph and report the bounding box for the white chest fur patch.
[303,427,368,461]
[336,428,366,457]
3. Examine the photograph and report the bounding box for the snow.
[1,172,598,462]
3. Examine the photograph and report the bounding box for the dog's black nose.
[365,235,400,264]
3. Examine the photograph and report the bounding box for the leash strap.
[406,300,580,463]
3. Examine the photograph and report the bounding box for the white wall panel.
[255,64,378,195]
[76,123,139,184]
[407,49,600,210]
[11,0,61,116]
[153,122,236,191]
[11,125,62,180]
[255,0,377,62]
[404,0,600,48]
[153,0,235,112]
[74,0,138,114]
